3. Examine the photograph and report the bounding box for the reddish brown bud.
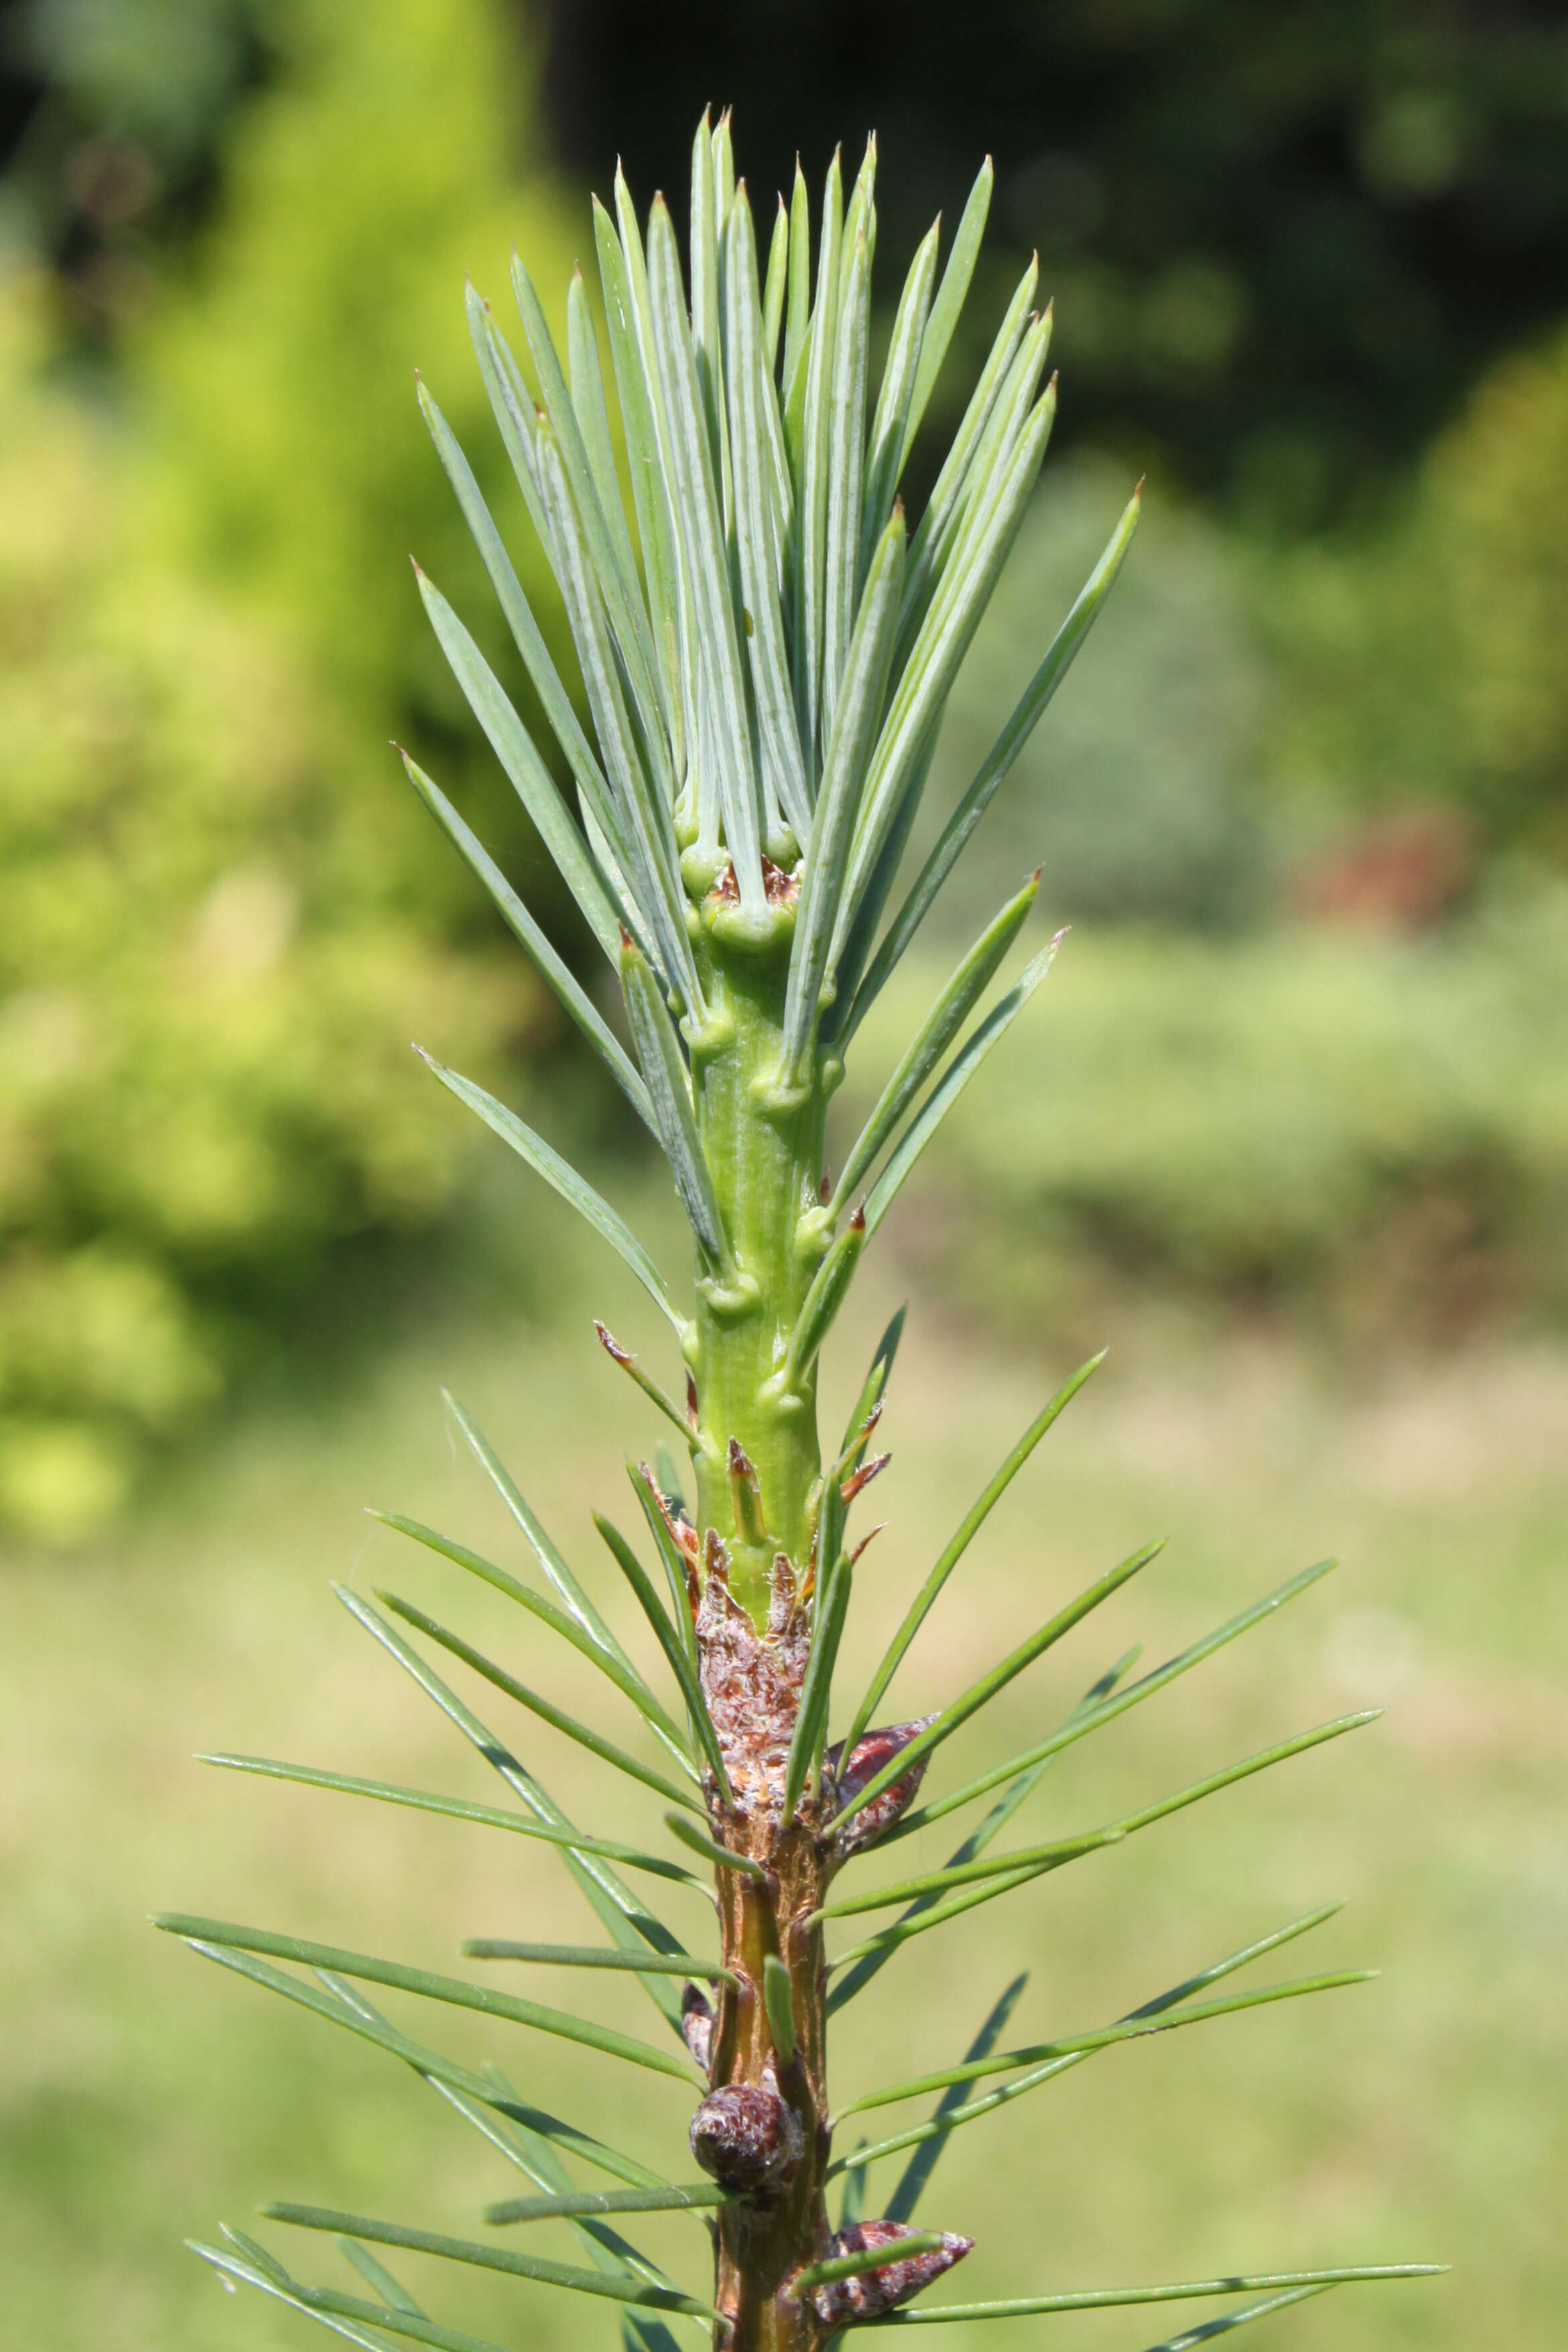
[689,2081,802,2192]
[804,2222,974,2324]
[685,1370,699,1430]
[594,1320,632,1366]
[820,1170,833,1204]
[679,1983,714,2075]
[841,1449,891,1505]
[635,1464,700,1625]
[827,1717,937,1855]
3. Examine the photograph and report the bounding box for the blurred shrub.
[852,894,1568,1349]
[562,0,1568,527]
[135,0,580,767]
[1433,319,1568,863]
[0,0,588,1540]
[1254,507,1465,838]
[0,271,528,1540]
[1259,314,1568,870]
[922,454,1269,939]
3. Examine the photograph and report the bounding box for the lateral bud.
[689,2073,803,2193]
[826,1717,937,1855]
[803,2221,974,2325]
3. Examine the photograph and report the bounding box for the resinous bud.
[805,2221,974,2325]
[689,2081,803,2192]
[828,1717,937,1855]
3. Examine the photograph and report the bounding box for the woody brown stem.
[702,1801,838,2352]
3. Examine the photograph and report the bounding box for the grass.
[2,1198,1562,2351]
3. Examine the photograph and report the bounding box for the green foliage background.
[1262,318,1568,864]
[857,908,1568,1351]
[0,0,589,1536]
[7,0,1568,1537]
[0,2,1566,1528]
[0,7,1563,2349]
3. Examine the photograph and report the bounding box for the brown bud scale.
[696,1540,809,1818]
[690,2081,803,2193]
[840,1450,891,1505]
[803,2221,974,2325]
[826,1718,937,1857]
[681,1982,716,2075]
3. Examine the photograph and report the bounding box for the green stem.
[686,889,836,1623]
[677,873,846,2352]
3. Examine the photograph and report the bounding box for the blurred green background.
[0,1,1563,2347]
